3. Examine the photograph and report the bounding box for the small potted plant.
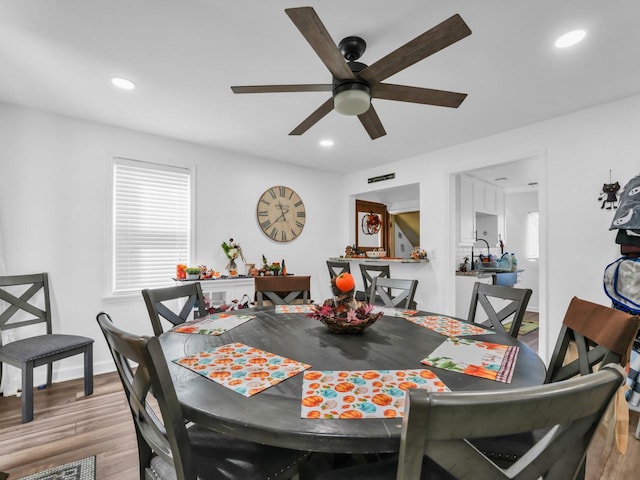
[185,267,201,280]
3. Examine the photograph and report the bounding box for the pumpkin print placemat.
[275,304,315,314]
[421,338,518,383]
[371,306,419,318]
[172,313,255,335]
[405,315,495,337]
[301,369,449,419]
[173,342,311,397]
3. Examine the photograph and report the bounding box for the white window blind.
[113,158,192,295]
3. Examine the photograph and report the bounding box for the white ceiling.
[1,1,639,174]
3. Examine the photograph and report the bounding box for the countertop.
[329,257,429,263]
[456,269,523,277]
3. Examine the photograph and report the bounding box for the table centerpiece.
[307,272,382,334]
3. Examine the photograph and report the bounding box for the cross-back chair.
[471,296,639,475]
[255,275,311,306]
[467,282,533,338]
[370,277,418,309]
[326,260,350,279]
[311,365,626,480]
[0,273,93,423]
[96,312,309,480]
[142,283,207,336]
[545,296,640,383]
[359,263,390,304]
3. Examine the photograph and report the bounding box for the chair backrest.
[467,282,533,338]
[0,273,52,334]
[358,263,390,303]
[254,275,311,306]
[370,277,417,309]
[545,296,640,383]
[397,365,626,480]
[96,312,196,480]
[326,260,350,279]
[142,283,207,336]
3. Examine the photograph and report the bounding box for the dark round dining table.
[159,306,546,453]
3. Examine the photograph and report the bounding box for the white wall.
[0,102,345,384]
[505,191,539,311]
[344,93,640,362]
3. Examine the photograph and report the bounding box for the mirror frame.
[355,199,388,253]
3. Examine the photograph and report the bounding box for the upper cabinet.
[456,174,505,245]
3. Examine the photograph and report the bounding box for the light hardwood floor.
[1,333,639,479]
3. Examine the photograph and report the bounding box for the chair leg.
[22,363,34,423]
[84,345,94,396]
[46,360,53,387]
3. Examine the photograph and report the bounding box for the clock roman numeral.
[259,199,270,206]
[288,190,294,199]
[290,229,298,238]
[281,231,287,242]
[296,211,305,218]
[296,220,304,229]
[258,211,268,217]
[294,200,303,208]
[261,220,272,229]
[270,227,278,239]
[279,186,286,197]
[268,188,277,199]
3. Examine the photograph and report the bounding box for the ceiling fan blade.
[360,14,471,84]
[285,7,355,80]
[231,84,332,94]
[372,83,467,108]
[289,97,335,136]
[358,106,387,140]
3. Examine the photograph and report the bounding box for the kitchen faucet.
[470,234,491,271]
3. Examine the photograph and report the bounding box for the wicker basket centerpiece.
[307,273,382,334]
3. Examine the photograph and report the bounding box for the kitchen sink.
[474,267,513,273]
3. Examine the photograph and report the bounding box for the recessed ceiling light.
[110,77,136,90]
[555,30,586,48]
[319,139,334,147]
[495,177,508,182]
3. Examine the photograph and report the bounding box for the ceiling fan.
[231,7,472,140]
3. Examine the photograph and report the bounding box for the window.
[526,211,539,261]
[112,158,192,295]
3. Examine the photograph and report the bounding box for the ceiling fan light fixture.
[333,82,371,116]
[555,30,586,48]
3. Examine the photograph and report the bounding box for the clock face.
[257,186,306,242]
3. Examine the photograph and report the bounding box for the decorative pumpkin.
[335,272,356,293]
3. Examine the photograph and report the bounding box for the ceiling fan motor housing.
[332,60,371,116]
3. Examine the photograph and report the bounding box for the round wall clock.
[256,186,306,242]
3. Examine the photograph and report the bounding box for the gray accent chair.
[142,283,207,336]
[467,282,532,338]
[370,277,418,309]
[358,263,390,304]
[0,273,93,423]
[310,365,626,480]
[96,312,310,480]
[326,260,350,279]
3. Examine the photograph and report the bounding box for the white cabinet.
[457,174,506,245]
[458,175,476,244]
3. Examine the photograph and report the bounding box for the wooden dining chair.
[370,277,418,309]
[142,283,207,336]
[0,273,94,423]
[359,263,390,303]
[96,312,310,480]
[545,296,640,383]
[254,275,311,306]
[326,260,350,279]
[467,282,532,338]
[311,365,626,480]
[471,296,640,475]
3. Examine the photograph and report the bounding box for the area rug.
[504,320,539,336]
[16,456,95,480]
